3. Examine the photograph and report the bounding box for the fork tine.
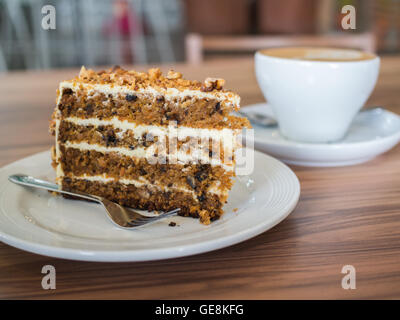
[130,208,180,222]
[166,208,181,215]
[127,218,154,227]
[127,215,163,226]
[127,208,180,227]
[150,208,181,220]
[130,216,154,224]
[127,220,146,227]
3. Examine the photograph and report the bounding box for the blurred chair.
[2,0,39,70]
[0,0,182,71]
[185,32,377,64]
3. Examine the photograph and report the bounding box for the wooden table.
[1,57,400,299]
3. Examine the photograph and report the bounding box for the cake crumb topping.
[76,65,228,93]
[202,77,226,92]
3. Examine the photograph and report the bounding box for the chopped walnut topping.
[148,67,162,80]
[201,84,212,92]
[118,73,136,86]
[201,77,225,92]
[79,66,98,80]
[70,65,237,95]
[215,78,225,90]
[78,66,88,79]
[166,70,182,80]
[176,79,192,87]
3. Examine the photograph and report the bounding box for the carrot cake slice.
[49,66,250,224]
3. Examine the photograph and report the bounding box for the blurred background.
[0,0,399,71]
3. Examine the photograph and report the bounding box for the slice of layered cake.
[50,66,250,224]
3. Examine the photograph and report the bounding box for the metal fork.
[8,174,180,229]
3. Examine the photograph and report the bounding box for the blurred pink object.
[103,0,143,63]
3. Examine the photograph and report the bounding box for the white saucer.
[0,149,299,262]
[242,103,400,167]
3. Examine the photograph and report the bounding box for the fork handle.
[8,174,101,203]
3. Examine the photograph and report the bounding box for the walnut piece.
[78,66,88,79]
[118,73,136,86]
[72,66,238,95]
[78,65,98,80]
[166,70,182,80]
[148,67,162,80]
[201,77,225,92]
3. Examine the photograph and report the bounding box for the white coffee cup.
[255,47,380,143]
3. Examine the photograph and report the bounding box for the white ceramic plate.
[0,149,300,262]
[242,103,400,167]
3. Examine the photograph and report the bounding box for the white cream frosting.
[63,116,241,147]
[63,141,234,171]
[58,81,240,107]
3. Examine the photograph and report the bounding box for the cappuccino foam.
[260,47,376,62]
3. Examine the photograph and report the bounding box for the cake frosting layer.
[59,81,240,108]
[61,141,234,171]
[55,80,250,130]
[63,66,240,107]
[62,116,241,142]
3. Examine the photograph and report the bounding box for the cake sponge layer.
[57,83,250,129]
[58,146,233,196]
[62,177,225,224]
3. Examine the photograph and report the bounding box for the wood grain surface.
[0,57,399,299]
